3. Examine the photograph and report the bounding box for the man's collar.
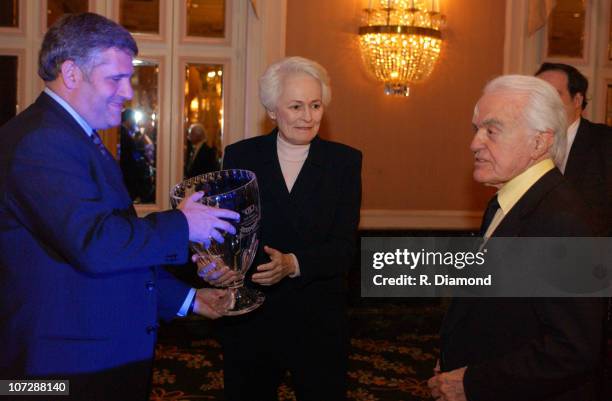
[497,159,555,214]
[44,87,94,137]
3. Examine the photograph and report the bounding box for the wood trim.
[0,0,26,36]
[178,0,232,46]
[359,209,482,230]
[243,0,286,140]
[111,0,167,43]
[593,0,612,123]
[597,77,612,125]
[130,55,165,212]
[503,0,527,74]
[0,48,26,115]
[172,56,232,193]
[40,0,96,37]
[541,0,592,66]
[603,0,612,68]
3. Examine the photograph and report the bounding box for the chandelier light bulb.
[359,0,444,96]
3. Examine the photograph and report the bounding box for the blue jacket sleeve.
[6,127,190,275]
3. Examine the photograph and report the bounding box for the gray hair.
[38,12,138,82]
[188,122,207,141]
[259,56,331,111]
[483,75,567,167]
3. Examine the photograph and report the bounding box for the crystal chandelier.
[359,0,445,96]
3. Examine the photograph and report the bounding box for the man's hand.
[251,246,296,286]
[427,366,467,401]
[192,288,233,318]
[434,359,441,375]
[178,192,240,246]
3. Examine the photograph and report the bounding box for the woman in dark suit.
[202,56,362,401]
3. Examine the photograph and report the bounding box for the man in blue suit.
[0,13,238,401]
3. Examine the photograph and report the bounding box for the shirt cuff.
[176,288,196,317]
[288,253,301,278]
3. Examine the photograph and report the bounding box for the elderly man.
[428,75,605,401]
[185,123,219,178]
[0,13,237,400]
[535,63,612,233]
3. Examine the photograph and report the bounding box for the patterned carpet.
[150,301,445,401]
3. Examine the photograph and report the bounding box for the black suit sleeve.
[464,298,604,401]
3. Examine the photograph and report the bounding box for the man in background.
[0,13,238,400]
[428,75,605,401]
[537,63,612,396]
[535,63,612,232]
[120,108,155,202]
[185,122,220,178]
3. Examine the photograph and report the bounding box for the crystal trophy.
[170,169,264,315]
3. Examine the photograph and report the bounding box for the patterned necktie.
[90,130,111,159]
[479,195,500,236]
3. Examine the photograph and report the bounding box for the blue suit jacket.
[0,93,191,399]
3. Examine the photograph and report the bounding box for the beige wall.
[286,0,505,227]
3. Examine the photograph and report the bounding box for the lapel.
[564,118,590,179]
[38,92,88,141]
[256,130,326,230]
[442,169,563,337]
[38,93,130,199]
[287,135,325,206]
[492,169,562,237]
[256,130,290,203]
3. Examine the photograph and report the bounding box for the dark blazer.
[0,93,191,400]
[565,118,612,233]
[220,129,362,400]
[441,169,605,401]
[185,142,219,178]
[222,130,362,299]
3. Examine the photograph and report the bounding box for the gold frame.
[359,25,441,39]
[112,0,167,43]
[128,54,165,212]
[175,56,231,187]
[40,0,94,36]
[179,0,232,46]
[0,0,26,36]
[542,0,591,65]
[0,48,25,116]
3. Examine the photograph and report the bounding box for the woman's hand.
[251,246,297,286]
[194,254,241,287]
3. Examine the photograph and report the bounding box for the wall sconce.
[358,0,445,96]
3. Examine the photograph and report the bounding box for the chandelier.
[358,0,445,96]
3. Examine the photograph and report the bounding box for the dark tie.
[90,130,111,159]
[479,195,500,236]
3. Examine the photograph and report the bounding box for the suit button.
[146,325,158,334]
[145,281,155,291]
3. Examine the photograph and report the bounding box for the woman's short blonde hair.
[259,56,331,112]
